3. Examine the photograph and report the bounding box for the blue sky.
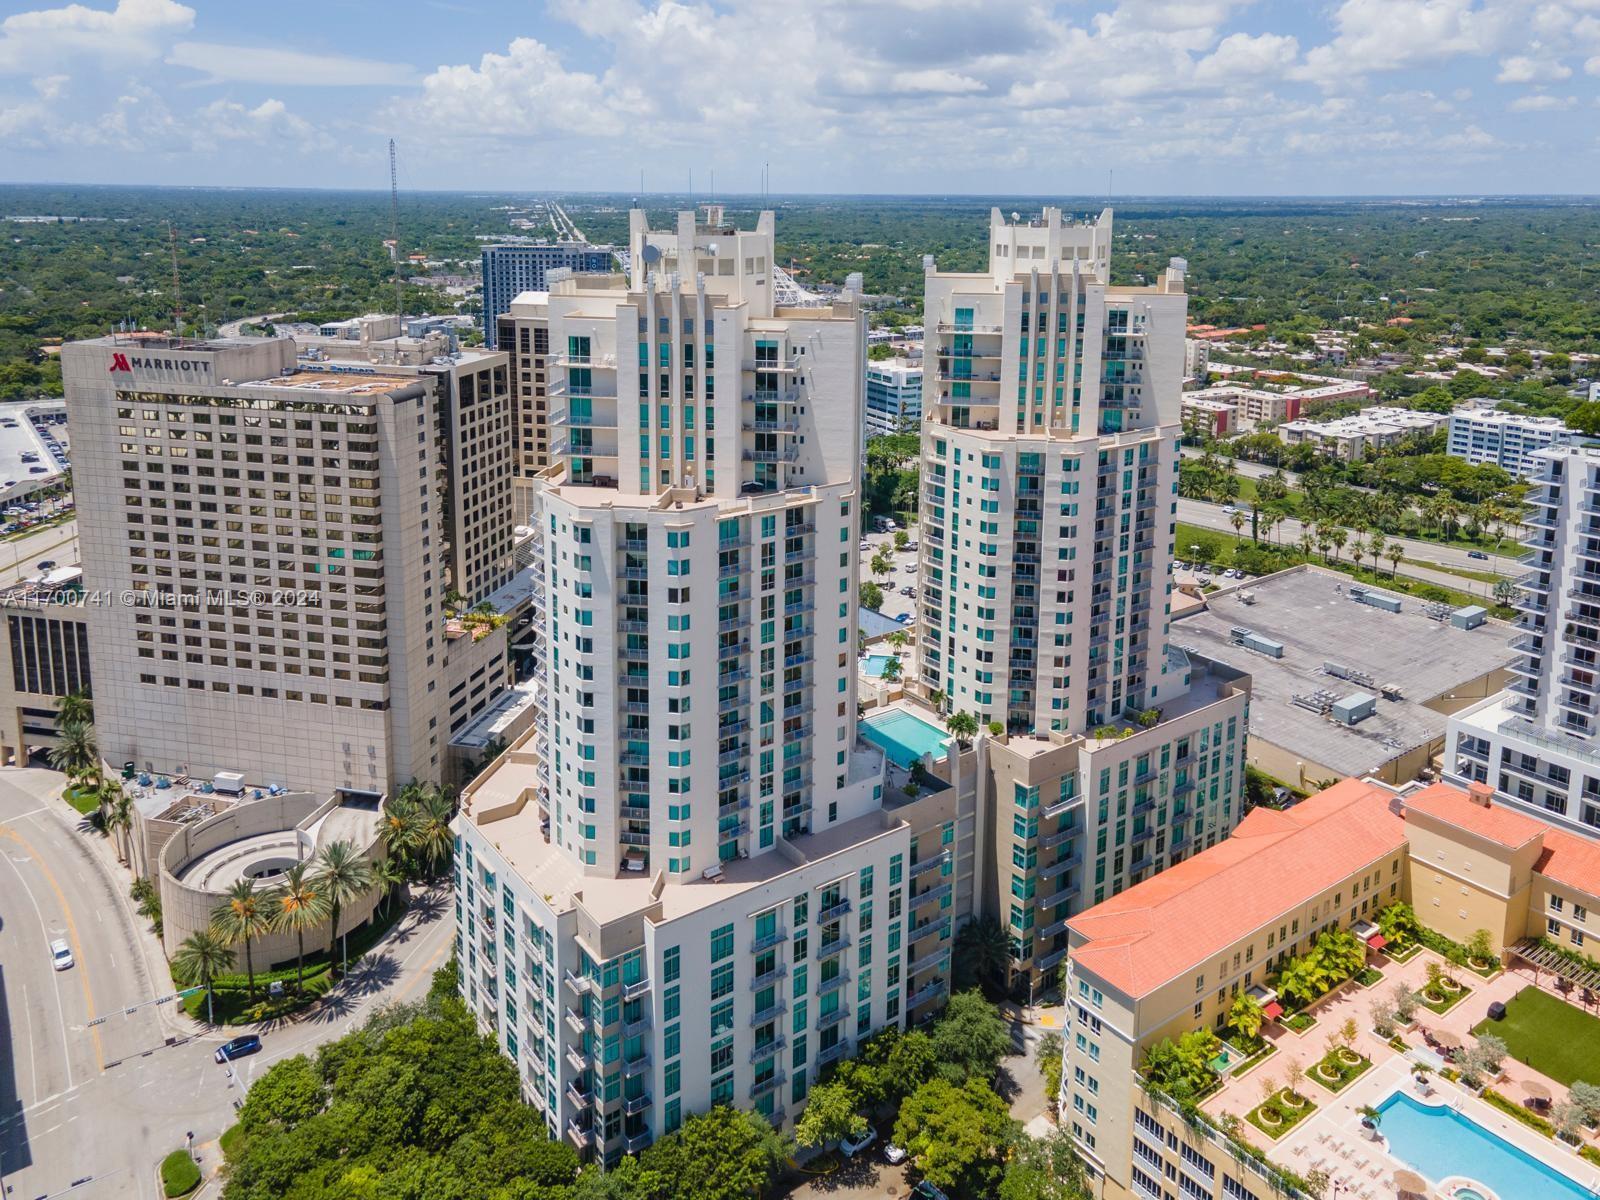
[1,0,1597,195]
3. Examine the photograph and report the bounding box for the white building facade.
[914,209,1252,990]
[454,208,965,1162]
[1447,408,1581,478]
[865,358,924,436]
[1445,443,1600,838]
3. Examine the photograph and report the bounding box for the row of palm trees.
[174,838,381,1022]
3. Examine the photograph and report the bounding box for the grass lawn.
[61,784,99,815]
[1473,986,1600,1088]
[1308,1049,1372,1094]
[1356,967,1384,987]
[1418,980,1473,1016]
[1283,1012,1317,1034]
[1245,1089,1318,1140]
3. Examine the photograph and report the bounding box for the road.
[549,202,586,244]
[217,313,292,339]
[0,769,454,1199]
[0,518,78,588]
[1177,498,1519,601]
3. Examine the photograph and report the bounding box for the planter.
[1337,1048,1362,1066]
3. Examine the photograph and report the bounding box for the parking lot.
[0,401,68,503]
[859,523,920,625]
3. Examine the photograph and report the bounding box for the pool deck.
[1203,948,1600,1198]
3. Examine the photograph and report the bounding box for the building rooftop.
[1174,566,1515,778]
[253,367,425,397]
[1068,778,1407,999]
[1403,780,1548,849]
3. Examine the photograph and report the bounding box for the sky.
[0,0,1598,196]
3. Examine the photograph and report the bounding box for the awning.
[1366,933,1388,948]
[1263,1001,1284,1019]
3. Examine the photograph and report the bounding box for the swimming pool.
[861,653,895,678]
[1377,1092,1590,1200]
[863,709,951,768]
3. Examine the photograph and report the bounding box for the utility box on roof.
[1331,692,1378,725]
[1451,605,1488,630]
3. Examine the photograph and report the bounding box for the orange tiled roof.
[1402,781,1547,850]
[1066,779,1406,999]
[1536,828,1600,900]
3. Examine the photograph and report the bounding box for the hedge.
[1481,1088,1555,1137]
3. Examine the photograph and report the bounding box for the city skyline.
[1,0,1599,194]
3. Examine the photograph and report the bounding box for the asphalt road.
[0,769,455,1199]
[1177,498,1518,601]
[0,519,80,590]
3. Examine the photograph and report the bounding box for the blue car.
[214,1034,262,1063]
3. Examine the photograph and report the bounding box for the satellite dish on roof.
[642,245,662,265]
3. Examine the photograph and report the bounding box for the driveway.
[0,767,454,1200]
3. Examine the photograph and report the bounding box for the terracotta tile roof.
[1402,781,1547,850]
[1536,828,1600,900]
[1066,779,1407,999]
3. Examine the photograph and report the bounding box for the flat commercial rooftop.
[1173,566,1515,778]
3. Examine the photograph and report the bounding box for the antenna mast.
[167,223,184,335]
[389,138,403,324]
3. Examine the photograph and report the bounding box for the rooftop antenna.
[389,138,403,324]
[166,222,184,336]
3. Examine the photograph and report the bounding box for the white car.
[884,1143,908,1165]
[841,1126,877,1158]
[1221,504,1238,515]
[50,938,73,971]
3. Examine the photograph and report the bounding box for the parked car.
[884,1143,907,1165]
[49,938,73,971]
[214,1034,263,1063]
[895,612,910,623]
[840,1126,876,1158]
[911,1184,950,1200]
[1466,550,1489,561]
[900,586,916,597]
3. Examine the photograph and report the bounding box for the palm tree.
[372,855,407,917]
[952,917,1014,997]
[48,720,96,783]
[886,630,909,653]
[415,787,457,878]
[928,689,947,714]
[944,710,979,749]
[173,928,236,1025]
[881,656,902,683]
[1388,543,1404,578]
[212,879,270,1001]
[101,782,133,864]
[1229,510,1246,542]
[55,690,92,728]
[378,793,424,873]
[269,861,329,993]
[313,840,375,972]
[1328,525,1348,563]
[1297,531,1316,562]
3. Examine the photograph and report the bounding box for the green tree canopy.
[893,1077,1019,1196]
[930,990,1012,1085]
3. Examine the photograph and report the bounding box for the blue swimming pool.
[863,709,951,768]
[1377,1091,1590,1200]
[861,653,895,678]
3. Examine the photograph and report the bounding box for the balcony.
[566,1119,593,1149]
[565,1045,587,1073]
[906,980,946,1009]
[566,1080,592,1109]
[623,1052,651,1077]
[908,916,949,943]
[749,1072,787,1100]
[564,969,594,996]
[909,947,950,977]
[1039,882,1080,910]
[912,882,952,909]
[750,1036,786,1064]
[622,1012,652,1038]
[817,969,852,995]
[750,1000,787,1027]
[750,964,788,991]
[1040,854,1075,881]
[623,976,652,1002]
[625,1128,653,1153]
[815,898,853,924]
[816,1007,848,1030]
[564,1007,589,1036]
[910,850,949,879]
[817,936,851,960]
[751,927,789,954]
[623,1093,652,1116]
[815,1040,850,1067]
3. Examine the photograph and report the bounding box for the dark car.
[1466,550,1489,561]
[214,1034,262,1064]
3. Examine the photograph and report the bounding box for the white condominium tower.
[62,335,520,796]
[913,209,1252,991]
[1446,442,1600,836]
[454,208,964,1161]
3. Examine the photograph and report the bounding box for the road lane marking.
[21,980,38,1100]
[1,823,105,1072]
[1,844,74,1088]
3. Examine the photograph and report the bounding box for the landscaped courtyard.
[1472,984,1600,1088]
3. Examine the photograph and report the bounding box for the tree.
[639,1105,790,1200]
[893,1077,1018,1197]
[48,719,97,782]
[893,530,910,552]
[945,710,979,748]
[953,917,1012,997]
[1229,509,1246,541]
[1035,1031,1064,1112]
[793,1078,866,1147]
[881,656,902,683]
[1141,1029,1220,1099]
[268,861,329,993]
[238,1053,328,1135]
[172,928,236,1025]
[860,581,884,611]
[1466,928,1495,966]
[1569,1081,1600,1126]
[212,879,271,1001]
[1390,982,1419,1025]
[1553,1100,1587,1144]
[1227,992,1265,1044]
[101,782,133,864]
[1369,996,1399,1038]
[871,550,893,578]
[55,689,92,729]
[1284,1060,1305,1101]
[1472,1032,1507,1075]
[998,1125,1091,1200]
[313,839,375,971]
[931,990,1011,1084]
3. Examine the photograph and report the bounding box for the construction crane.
[389,138,403,324]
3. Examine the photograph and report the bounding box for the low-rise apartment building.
[1060,775,1600,1199]
[1277,406,1448,461]
[1446,408,1582,478]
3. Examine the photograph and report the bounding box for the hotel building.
[62,334,520,796]
[481,242,616,349]
[912,209,1253,997]
[453,207,968,1161]
[1061,776,1600,1199]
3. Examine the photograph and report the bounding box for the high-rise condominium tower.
[1447,443,1600,835]
[453,209,964,1160]
[913,209,1252,993]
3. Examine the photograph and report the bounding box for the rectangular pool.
[861,653,894,678]
[862,709,951,769]
[1376,1091,1591,1200]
